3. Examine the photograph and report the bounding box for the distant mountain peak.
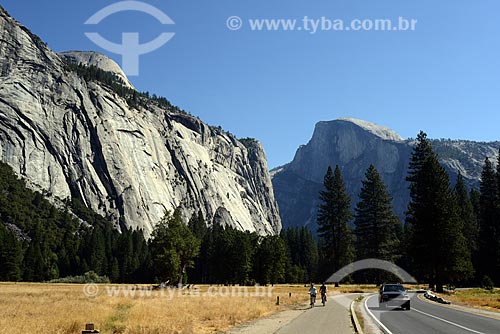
[335,118,404,142]
[273,117,500,231]
[57,51,134,89]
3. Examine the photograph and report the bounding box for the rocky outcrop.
[57,51,135,89]
[0,7,281,236]
[272,118,499,229]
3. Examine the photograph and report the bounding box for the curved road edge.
[361,292,500,334]
[363,294,392,334]
[417,292,500,321]
[350,297,364,334]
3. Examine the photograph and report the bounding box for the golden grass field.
[0,283,318,334]
[440,288,500,312]
[5,282,477,334]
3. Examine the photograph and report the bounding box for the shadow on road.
[368,306,408,311]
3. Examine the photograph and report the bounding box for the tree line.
[1,131,499,289]
[0,161,308,285]
[0,162,150,282]
[63,59,183,112]
[316,131,499,291]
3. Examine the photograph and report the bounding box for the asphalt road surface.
[275,294,357,334]
[365,293,500,334]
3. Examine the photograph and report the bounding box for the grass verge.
[0,283,309,334]
[439,288,500,312]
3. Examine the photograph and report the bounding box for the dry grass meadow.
[440,288,500,312]
[0,283,316,334]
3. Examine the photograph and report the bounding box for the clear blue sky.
[3,0,500,168]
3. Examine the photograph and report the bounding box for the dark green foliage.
[482,275,494,290]
[188,220,293,285]
[63,59,183,112]
[150,210,200,285]
[354,165,401,282]
[477,155,500,284]
[281,227,318,283]
[209,225,258,285]
[0,224,22,281]
[406,134,473,291]
[0,161,150,283]
[455,173,479,280]
[253,235,286,285]
[239,138,259,150]
[49,271,110,284]
[317,166,355,280]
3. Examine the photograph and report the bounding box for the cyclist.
[308,283,317,307]
[319,283,327,305]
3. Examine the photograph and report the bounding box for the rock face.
[0,7,281,236]
[57,51,135,89]
[272,118,500,229]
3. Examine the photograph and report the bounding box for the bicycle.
[309,293,316,308]
[321,293,327,306]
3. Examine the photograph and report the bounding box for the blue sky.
[3,0,500,168]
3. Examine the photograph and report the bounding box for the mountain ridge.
[0,6,281,236]
[272,118,499,229]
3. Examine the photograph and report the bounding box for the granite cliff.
[272,118,499,229]
[0,7,281,236]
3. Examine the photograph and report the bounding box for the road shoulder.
[223,305,308,334]
[417,293,500,321]
[353,294,384,334]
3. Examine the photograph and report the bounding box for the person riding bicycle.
[308,283,317,307]
[319,283,327,302]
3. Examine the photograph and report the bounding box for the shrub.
[48,271,110,284]
[482,275,494,291]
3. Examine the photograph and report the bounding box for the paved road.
[276,294,356,334]
[365,293,500,334]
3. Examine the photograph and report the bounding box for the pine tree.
[454,173,479,279]
[299,227,318,282]
[354,165,401,263]
[406,142,473,291]
[317,166,354,281]
[0,224,22,281]
[479,157,500,284]
[253,235,286,285]
[406,131,434,228]
[281,227,318,283]
[407,132,434,182]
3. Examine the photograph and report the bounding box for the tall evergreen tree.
[253,235,286,285]
[354,165,400,262]
[406,138,473,291]
[407,132,434,185]
[0,224,22,281]
[317,166,354,281]
[478,157,500,284]
[281,227,318,282]
[454,173,479,279]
